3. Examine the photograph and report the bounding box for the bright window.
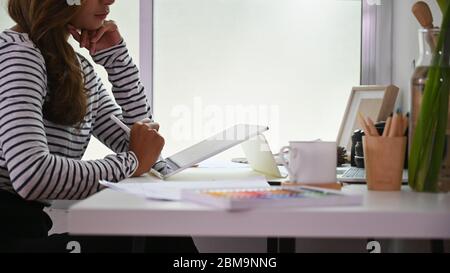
[0,0,14,28]
[153,0,362,158]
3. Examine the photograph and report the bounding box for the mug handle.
[279,146,294,180]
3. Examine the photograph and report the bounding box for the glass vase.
[410,28,450,193]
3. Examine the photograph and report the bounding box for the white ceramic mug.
[279,141,337,184]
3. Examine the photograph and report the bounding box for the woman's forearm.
[92,41,152,126]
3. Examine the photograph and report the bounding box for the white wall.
[392,0,442,112]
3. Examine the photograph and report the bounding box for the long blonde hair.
[8,0,87,126]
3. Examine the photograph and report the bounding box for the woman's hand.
[67,20,122,55]
[129,122,165,177]
[140,118,160,132]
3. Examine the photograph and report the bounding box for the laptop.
[151,124,269,179]
[241,134,288,180]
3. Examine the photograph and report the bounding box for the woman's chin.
[78,22,103,31]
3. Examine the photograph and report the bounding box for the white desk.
[67,168,450,240]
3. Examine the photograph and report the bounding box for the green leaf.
[409,2,450,192]
[437,0,449,13]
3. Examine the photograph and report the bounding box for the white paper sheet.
[100,175,269,201]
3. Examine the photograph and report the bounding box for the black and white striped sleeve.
[90,69,131,154]
[91,42,171,175]
[92,41,152,127]
[0,44,139,201]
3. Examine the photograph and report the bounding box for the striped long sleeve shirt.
[0,29,152,201]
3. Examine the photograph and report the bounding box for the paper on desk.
[100,175,269,201]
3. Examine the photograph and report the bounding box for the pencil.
[357,112,371,136]
[389,113,400,137]
[402,115,409,136]
[366,117,380,137]
[383,117,392,137]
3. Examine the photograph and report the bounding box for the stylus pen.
[110,114,131,135]
[110,115,154,135]
[110,114,165,162]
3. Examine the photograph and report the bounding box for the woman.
[0,0,196,253]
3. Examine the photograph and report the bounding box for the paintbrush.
[412,1,438,51]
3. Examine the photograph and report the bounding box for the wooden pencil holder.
[362,136,407,191]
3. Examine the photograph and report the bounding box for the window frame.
[361,0,393,85]
[139,0,154,107]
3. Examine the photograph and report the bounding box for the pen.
[110,114,165,166]
[110,114,131,135]
[110,115,155,135]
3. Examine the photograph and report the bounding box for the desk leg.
[267,238,278,253]
[132,237,146,253]
[279,238,296,253]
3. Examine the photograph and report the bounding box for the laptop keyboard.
[340,167,409,183]
[342,167,366,178]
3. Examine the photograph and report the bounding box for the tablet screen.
[168,124,269,168]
